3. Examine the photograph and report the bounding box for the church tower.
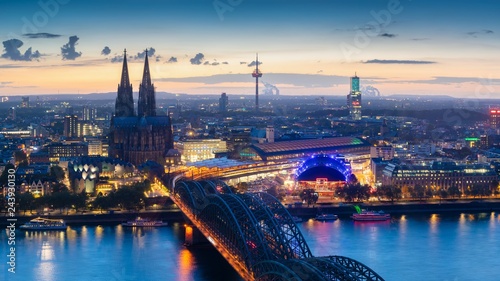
[347,73,361,120]
[115,49,135,117]
[138,50,156,117]
[110,48,173,166]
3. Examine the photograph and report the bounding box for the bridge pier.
[184,224,207,246]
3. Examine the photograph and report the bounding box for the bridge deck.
[171,195,255,281]
[169,179,385,281]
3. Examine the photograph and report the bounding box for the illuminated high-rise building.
[9,107,16,120]
[489,108,500,128]
[83,106,97,121]
[219,92,228,113]
[347,74,362,120]
[64,115,78,138]
[21,97,29,108]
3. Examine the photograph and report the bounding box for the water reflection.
[39,241,54,261]
[36,259,55,281]
[5,212,499,281]
[95,225,104,240]
[178,248,195,281]
[429,213,439,234]
[488,212,497,239]
[399,215,407,242]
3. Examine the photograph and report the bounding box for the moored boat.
[351,210,390,221]
[19,217,67,230]
[292,216,303,223]
[121,217,168,227]
[315,213,338,221]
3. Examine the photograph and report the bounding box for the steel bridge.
[171,179,385,281]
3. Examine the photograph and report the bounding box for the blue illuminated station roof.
[296,154,351,182]
[297,166,346,181]
[251,137,369,158]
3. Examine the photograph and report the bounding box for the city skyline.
[1,0,499,97]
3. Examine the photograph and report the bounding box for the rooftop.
[186,157,255,169]
[251,137,369,156]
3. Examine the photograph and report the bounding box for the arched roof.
[295,154,351,182]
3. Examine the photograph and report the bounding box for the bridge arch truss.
[172,179,384,281]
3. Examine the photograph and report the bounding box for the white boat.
[351,210,390,221]
[19,217,67,230]
[292,216,303,223]
[315,213,338,221]
[121,217,168,227]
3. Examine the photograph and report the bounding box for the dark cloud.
[23,33,61,39]
[411,38,429,41]
[0,64,26,68]
[222,62,229,64]
[467,29,494,37]
[26,48,40,59]
[109,48,158,62]
[61,35,82,60]
[135,47,155,59]
[247,61,262,67]
[379,33,397,38]
[203,61,210,65]
[399,76,500,85]
[0,81,36,89]
[1,39,41,61]
[167,56,177,63]
[157,73,379,88]
[240,62,246,64]
[101,46,111,55]
[110,55,123,63]
[336,26,379,32]
[211,62,219,66]
[364,59,436,64]
[190,53,204,65]
[0,81,13,87]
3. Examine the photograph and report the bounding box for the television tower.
[251,53,262,111]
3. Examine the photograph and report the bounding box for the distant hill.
[4,92,186,101]
[82,92,185,100]
[383,94,456,100]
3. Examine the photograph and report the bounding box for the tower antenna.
[251,53,262,112]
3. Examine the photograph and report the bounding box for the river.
[1,212,499,281]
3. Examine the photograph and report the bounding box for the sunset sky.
[0,0,499,97]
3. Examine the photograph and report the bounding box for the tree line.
[0,180,150,215]
[335,182,498,203]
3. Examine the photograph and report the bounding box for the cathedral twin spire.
[115,49,156,117]
[138,49,156,117]
[115,49,134,117]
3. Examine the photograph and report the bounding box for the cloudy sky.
[0,0,499,97]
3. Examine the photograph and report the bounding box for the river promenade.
[287,199,500,217]
[3,198,500,227]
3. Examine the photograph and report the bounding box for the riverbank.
[3,199,500,227]
[286,199,500,218]
[0,209,184,227]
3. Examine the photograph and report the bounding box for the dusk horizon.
[1,0,499,98]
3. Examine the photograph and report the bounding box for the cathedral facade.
[109,50,173,166]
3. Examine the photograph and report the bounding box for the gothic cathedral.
[109,50,173,166]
